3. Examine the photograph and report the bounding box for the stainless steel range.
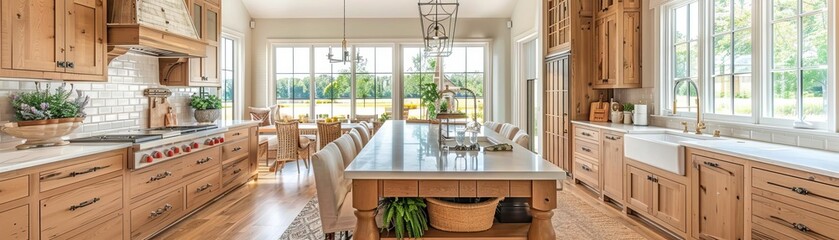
[70,125,226,169]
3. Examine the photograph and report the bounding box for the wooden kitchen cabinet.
[593,2,641,89]
[601,132,624,203]
[1,0,106,81]
[543,55,570,170]
[160,0,221,87]
[544,0,570,54]
[691,154,744,240]
[626,164,687,233]
[0,205,29,240]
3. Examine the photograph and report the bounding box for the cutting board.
[148,97,170,128]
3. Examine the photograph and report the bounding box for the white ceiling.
[241,0,519,19]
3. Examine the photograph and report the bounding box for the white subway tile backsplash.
[798,137,826,149]
[771,134,797,146]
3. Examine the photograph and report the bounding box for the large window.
[275,47,312,119]
[767,0,829,122]
[402,47,437,120]
[664,0,832,128]
[220,37,237,121]
[272,43,489,122]
[355,47,394,120]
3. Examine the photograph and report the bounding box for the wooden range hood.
[107,0,206,62]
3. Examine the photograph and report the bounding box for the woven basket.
[426,197,503,232]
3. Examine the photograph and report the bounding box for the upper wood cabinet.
[593,1,640,89]
[160,0,221,87]
[0,0,106,81]
[544,0,570,55]
[691,154,744,240]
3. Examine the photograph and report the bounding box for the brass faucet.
[695,98,706,135]
[680,122,689,133]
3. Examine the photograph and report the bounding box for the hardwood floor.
[153,162,317,240]
[154,164,665,240]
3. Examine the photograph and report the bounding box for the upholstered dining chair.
[354,114,377,123]
[273,121,314,173]
[499,123,521,140]
[512,132,530,150]
[311,143,356,240]
[347,129,365,153]
[358,121,373,135]
[351,124,370,145]
[333,135,357,168]
[317,122,342,150]
[249,107,272,126]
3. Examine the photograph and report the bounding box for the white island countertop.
[344,121,567,180]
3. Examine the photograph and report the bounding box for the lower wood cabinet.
[61,212,124,240]
[130,188,185,239]
[625,164,687,233]
[573,155,600,189]
[601,132,624,203]
[186,171,222,210]
[691,154,744,240]
[40,175,123,239]
[0,205,29,240]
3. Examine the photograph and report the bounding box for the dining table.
[344,120,567,240]
[257,122,360,135]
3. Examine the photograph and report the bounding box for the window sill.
[650,115,839,138]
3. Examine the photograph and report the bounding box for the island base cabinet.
[40,176,123,239]
[131,188,185,240]
[0,205,29,240]
[751,192,839,240]
[60,212,123,240]
[691,155,744,240]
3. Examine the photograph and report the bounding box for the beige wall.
[221,0,254,119]
[510,0,539,38]
[248,18,513,122]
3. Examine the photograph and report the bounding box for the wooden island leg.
[353,180,379,240]
[529,180,557,240]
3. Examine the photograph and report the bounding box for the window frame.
[664,1,703,119]
[660,0,835,130]
[220,31,244,121]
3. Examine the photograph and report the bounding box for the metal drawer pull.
[769,215,829,238]
[40,172,62,180]
[581,165,591,171]
[791,187,810,195]
[581,132,592,137]
[703,162,719,168]
[196,184,213,192]
[68,165,111,178]
[69,197,100,211]
[233,132,241,136]
[581,147,592,152]
[147,171,173,183]
[767,182,839,202]
[605,136,620,140]
[703,161,734,175]
[149,204,173,219]
[233,169,242,175]
[232,147,243,152]
[197,157,213,164]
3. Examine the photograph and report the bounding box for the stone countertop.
[0,120,261,174]
[344,121,567,180]
[572,120,839,178]
[681,139,839,178]
[0,143,132,174]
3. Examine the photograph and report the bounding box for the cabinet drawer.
[186,171,221,209]
[130,158,183,199]
[752,168,839,211]
[182,146,221,177]
[39,151,124,192]
[573,155,600,189]
[222,138,249,162]
[225,127,250,142]
[60,213,123,240]
[130,188,185,239]
[573,138,600,160]
[40,176,123,239]
[752,193,839,240]
[573,125,600,143]
[0,175,29,205]
[222,158,249,189]
[0,205,29,240]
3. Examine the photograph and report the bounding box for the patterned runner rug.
[279,190,647,240]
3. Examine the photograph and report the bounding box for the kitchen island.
[345,121,567,240]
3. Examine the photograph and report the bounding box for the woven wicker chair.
[317,122,342,150]
[272,121,314,173]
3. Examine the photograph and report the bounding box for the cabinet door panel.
[622,12,640,86]
[0,205,29,240]
[601,133,623,201]
[652,176,687,232]
[10,0,62,72]
[626,165,651,212]
[65,0,105,75]
[692,155,744,240]
[202,43,219,83]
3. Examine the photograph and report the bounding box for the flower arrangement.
[10,83,89,124]
[190,93,222,110]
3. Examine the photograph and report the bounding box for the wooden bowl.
[0,120,83,150]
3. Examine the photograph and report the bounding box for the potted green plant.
[190,93,222,123]
[1,83,89,149]
[420,83,440,120]
[622,103,635,125]
[380,197,428,240]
